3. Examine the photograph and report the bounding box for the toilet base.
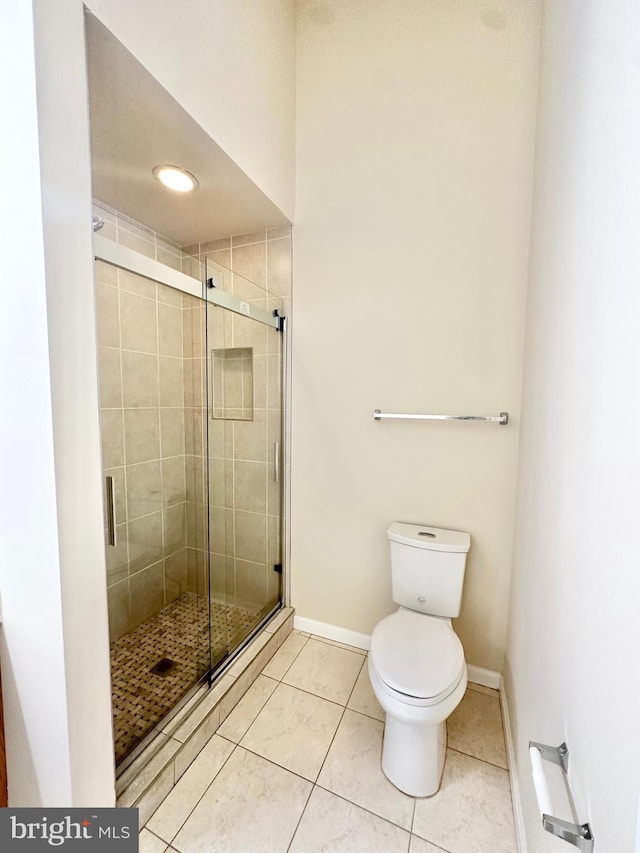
[381,716,447,797]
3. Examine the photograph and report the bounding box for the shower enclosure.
[94,237,285,768]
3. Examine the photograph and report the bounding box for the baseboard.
[293,616,371,651]
[466,664,501,690]
[500,676,527,853]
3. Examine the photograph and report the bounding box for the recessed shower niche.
[212,347,254,421]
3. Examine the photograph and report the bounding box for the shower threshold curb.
[115,606,295,825]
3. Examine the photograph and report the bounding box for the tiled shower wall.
[94,202,292,641]
[95,201,206,640]
[182,229,292,624]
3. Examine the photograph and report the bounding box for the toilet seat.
[370,609,465,702]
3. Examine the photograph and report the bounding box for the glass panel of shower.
[96,258,217,768]
[205,258,284,656]
[95,247,284,771]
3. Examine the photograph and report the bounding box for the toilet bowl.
[369,606,467,796]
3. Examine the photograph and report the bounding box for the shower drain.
[150,657,177,677]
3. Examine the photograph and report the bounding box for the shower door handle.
[273,442,280,484]
[106,475,117,546]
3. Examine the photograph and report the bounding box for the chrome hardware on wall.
[529,741,594,851]
[373,410,509,425]
[105,475,117,547]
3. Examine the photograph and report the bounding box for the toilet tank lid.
[387,523,470,553]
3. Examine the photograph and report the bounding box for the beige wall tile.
[108,579,131,640]
[181,242,201,256]
[101,409,125,468]
[234,511,267,564]
[118,229,155,260]
[181,255,204,279]
[164,549,189,603]
[267,353,282,410]
[155,247,182,272]
[122,351,159,408]
[252,355,267,409]
[120,289,158,354]
[232,314,268,355]
[157,282,183,308]
[200,237,230,253]
[207,418,229,460]
[267,226,291,240]
[184,409,203,456]
[183,308,203,358]
[267,238,292,299]
[119,269,157,300]
[234,559,268,609]
[185,455,205,505]
[203,249,231,273]
[234,411,267,462]
[126,461,162,520]
[128,512,163,574]
[163,503,186,556]
[162,457,186,507]
[186,502,206,550]
[130,561,164,625]
[183,358,203,407]
[232,274,266,303]
[158,303,182,358]
[208,457,226,507]
[232,242,266,287]
[105,524,128,586]
[160,408,185,458]
[234,461,267,514]
[96,282,120,348]
[124,409,160,464]
[208,506,227,555]
[98,347,123,409]
[95,258,118,286]
[187,548,207,597]
[117,214,154,242]
[158,356,183,407]
[232,230,266,247]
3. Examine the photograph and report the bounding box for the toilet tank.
[387,523,471,618]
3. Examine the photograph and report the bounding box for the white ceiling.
[86,14,290,247]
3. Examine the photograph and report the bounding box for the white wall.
[0,1,85,806]
[86,0,296,221]
[505,2,640,851]
[292,0,541,671]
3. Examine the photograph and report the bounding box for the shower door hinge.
[273,563,283,574]
[272,309,285,333]
[206,277,216,289]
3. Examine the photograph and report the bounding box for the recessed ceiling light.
[152,165,199,193]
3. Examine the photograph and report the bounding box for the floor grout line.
[446,744,509,772]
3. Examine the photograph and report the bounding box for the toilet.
[368,522,471,797]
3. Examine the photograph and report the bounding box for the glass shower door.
[205,260,284,657]
[96,258,214,767]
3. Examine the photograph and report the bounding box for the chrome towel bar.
[373,410,509,425]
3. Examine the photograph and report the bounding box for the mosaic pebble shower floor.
[111,592,257,765]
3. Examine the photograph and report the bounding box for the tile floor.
[140,631,516,853]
